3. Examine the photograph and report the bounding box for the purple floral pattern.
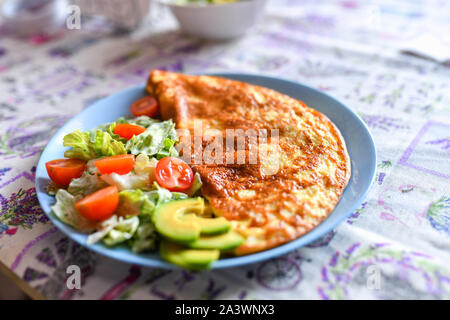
[0,188,48,229]
[318,243,450,299]
[0,0,449,300]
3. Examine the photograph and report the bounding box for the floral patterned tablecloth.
[0,0,449,300]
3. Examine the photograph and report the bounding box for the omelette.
[147,70,351,255]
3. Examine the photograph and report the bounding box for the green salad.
[45,101,243,270]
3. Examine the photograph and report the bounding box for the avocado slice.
[160,240,219,270]
[187,230,245,251]
[182,213,231,235]
[153,197,205,244]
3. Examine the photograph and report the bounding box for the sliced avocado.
[153,197,204,244]
[182,214,231,235]
[160,240,219,270]
[187,230,245,251]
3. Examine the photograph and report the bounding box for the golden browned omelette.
[147,70,351,255]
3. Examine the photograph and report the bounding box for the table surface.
[0,0,449,300]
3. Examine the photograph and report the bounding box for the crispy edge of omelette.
[147,69,352,255]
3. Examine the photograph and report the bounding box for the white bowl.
[161,0,267,40]
[1,0,68,37]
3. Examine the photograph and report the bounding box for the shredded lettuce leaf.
[103,216,139,246]
[125,120,178,158]
[91,116,159,144]
[101,172,149,191]
[130,220,157,253]
[116,116,160,128]
[64,116,177,160]
[86,215,120,244]
[115,184,186,217]
[51,189,96,232]
[116,189,155,217]
[147,182,188,206]
[64,116,178,160]
[134,153,157,175]
[68,171,107,197]
[90,122,125,143]
[127,199,158,253]
[63,129,126,160]
[86,215,139,246]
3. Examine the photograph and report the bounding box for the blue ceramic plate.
[35,73,376,269]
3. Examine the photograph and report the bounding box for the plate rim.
[35,73,376,270]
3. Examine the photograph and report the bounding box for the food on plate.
[153,197,205,243]
[45,159,86,187]
[45,69,350,269]
[94,154,136,175]
[147,70,351,255]
[130,96,159,118]
[75,186,119,221]
[155,156,194,192]
[160,240,220,270]
[113,123,146,140]
[153,197,233,242]
[187,230,244,250]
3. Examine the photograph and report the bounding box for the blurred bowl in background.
[160,0,267,40]
[0,0,68,37]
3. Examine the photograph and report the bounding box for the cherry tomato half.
[94,154,135,175]
[130,96,159,118]
[155,157,194,192]
[45,159,86,186]
[75,186,119,221]
[113,123,146,140]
